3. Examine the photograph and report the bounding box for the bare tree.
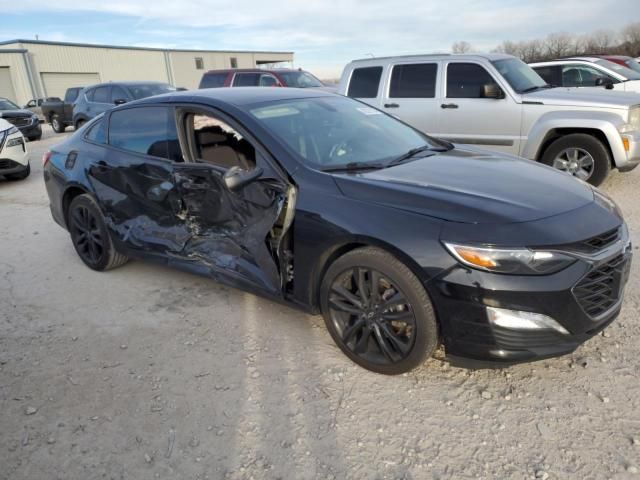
[584,29,616,54]
[452,41,472,54]
[544,32,575,58]
[622,22,640,57]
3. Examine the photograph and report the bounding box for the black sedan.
[43,88,631,374]
[0,97,42,141]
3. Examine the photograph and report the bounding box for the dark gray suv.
[72,81,177,129]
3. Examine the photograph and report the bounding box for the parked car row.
[0,97,42,141]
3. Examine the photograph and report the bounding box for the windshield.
[249,96,442,169]
[594,59,640,80]
[622,58,640,74]
[491,58,548,93]
[276,71,324,88]
[127,83,177,100]
[0,98,20,110]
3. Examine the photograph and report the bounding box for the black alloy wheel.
[68,194,128,271]
[321,247,438,374]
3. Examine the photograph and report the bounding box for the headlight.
[444,242,576,275]
[7,126,19,135]
[629,106,640,130]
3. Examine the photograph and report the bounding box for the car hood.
[333,146,595,224]
[0,109,34,118]
[523,88,640,109]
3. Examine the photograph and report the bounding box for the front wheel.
[67,194,128,271]
[540,133,611,187]
[320,247,438,375]
[5,163,30,181]
[74,119,86,130]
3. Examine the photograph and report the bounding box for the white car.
[530,57,640,93]
[0,118,30,180]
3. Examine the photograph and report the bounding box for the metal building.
[0,39,294,105]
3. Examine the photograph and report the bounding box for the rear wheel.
[51,114,66,133]
[74,118,86,130]
[67,194,128,271]
[5,163,30,181]
[320,247,438,375]
[541,133,610,186]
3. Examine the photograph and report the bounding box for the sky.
[1,0,639,78]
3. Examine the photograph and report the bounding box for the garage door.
[40,72,100,99]
[0,67,17,103]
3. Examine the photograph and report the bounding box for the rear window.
[109,106,181,162]
[200,73,228,88]
[347,67,383,98]
[233,73,261,87]
[85,117,106,144]
[389,63,437,98]
[64,88,80,103]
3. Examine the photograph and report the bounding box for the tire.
[5,163,30,181]
[74,119,86,130]
[540,133,611,187]
[67,194,128,271]
[28,134,42,142]
[320,247,438,375]
[51,114,66,133]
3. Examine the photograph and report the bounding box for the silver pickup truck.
[337,53,640,186]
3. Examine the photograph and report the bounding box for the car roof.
[348,52,514,63]
[203,68,306,74]
[135,86,336,107]
[85,81,170,89]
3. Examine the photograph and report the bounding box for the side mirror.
[482,83,504,99]
[223,166,263,191]
[113,98,127,106]
[595,77,614,89]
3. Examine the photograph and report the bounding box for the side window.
[109,106,182,162]
[562,65,613,87]
[93,86,110,103]
[389,63,437,98]
[110,85,128,103]
[85,117,106,144]
[84,89,95,102]
[66,88,80,103]
[533,66,562,86]
[200,73,227,88]
[233,73,260,87]
[447,63,496,98]
[189,113,256,170]
[259,74,279,87]
[26,100,36,107]
[37,99,44,106]
[347,66,383,98]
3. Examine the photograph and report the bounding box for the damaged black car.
[43,88,631,374]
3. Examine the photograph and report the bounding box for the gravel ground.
[1,126,639,480]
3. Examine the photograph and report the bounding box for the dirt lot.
[1,125,639,480]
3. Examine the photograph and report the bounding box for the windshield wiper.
[387,144,449,167]
[520,84,553,94]
[321,162,387,173]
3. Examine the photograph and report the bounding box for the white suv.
[0,118,30,180]
[530,57,640,93]
[337,53,640,186]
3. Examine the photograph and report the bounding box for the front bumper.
[429,231,632,366]
[18,122,42,139]
[0,130,29,172]
[618,130,640,172]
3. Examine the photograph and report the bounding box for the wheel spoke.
[355,268,370,307]
[72,209,87,230]
[329,297,361,315]
[380,324,411,355]
[380,309,413,322]
[575,168,591,180]
[353,327,372,354]
[372,325,396,361]
[381,291,407,311]
[342,318,366,343]
[331,285,363,310]
[369,270,381,304]
[553,158,568,170]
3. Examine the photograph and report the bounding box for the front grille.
[565,227,620,254]
[0,159,20,170]
[6,117,30,127]
[573,254,628,318]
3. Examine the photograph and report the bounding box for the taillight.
[42,150,52,166]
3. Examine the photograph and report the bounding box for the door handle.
[441,103,459,109]
[384,103,400,108]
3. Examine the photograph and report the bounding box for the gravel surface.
[1,126,639,480]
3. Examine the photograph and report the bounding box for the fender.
[522,110,629,168]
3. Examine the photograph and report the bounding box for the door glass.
[84,89,95,102]
[562,65,611,87]
[347,66,383,98]
[66,88,80,103]
[93,86,110,103]
[447,63,496,98]
[109,106,182,162]
[110,85,128,103]
[233,73,261,87]
[27,100,36,107]
[259,74,278,87]
[189,113,256,170]
[389,63,437,98]
[533,66,562,86]
[200,73,227,88]
[85,117,107,144]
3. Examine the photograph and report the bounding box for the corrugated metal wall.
[0,51,32,104]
